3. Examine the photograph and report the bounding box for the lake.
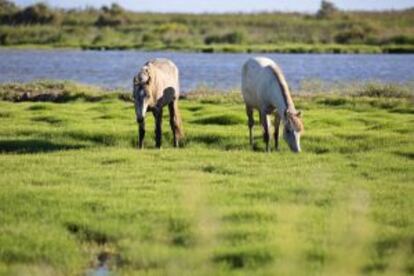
[0,49,413,92]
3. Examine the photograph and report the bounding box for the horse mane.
[287,111,304,133]
[140,62,157,100]
[268,63,294,109]
[269,63,304,133]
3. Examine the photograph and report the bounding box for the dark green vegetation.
[0,0,413,53]
[0,81,413,275]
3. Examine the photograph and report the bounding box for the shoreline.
[1,80,412,103]
[1,43,414,54]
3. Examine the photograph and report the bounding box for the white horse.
[241,57,304,152]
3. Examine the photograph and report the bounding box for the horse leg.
[260,110,270,152]
[274,112,281,151]
[138,120,145,149]
[246,105,254,148]
[153,108,163,149]
[168,101,182,147]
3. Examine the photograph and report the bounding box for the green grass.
[0,82,413,275]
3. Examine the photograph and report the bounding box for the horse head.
[283,109,304,153]
[133,65,155,123]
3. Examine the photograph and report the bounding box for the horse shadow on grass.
[188,133,265,152]
[0,138,85,154]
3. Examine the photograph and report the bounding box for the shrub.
[11,3,62,25]
[0,0,18,22]
[142,33,161,44]
[384,35,414,45]
[0,0,16,12]
[155,23,189,34]
[95,13,126,26]
[103,3,124,15]
[0,26,62,45]
[335,25,366,44]
[316,1,339,19]
[356,83,412,99]
[154,23,191,45]
[205,31,246,45]
[95,3,127,26]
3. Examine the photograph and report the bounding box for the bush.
[335,25,366,44]
[205,31,246,45]
[0,0,18,21]
[155,23,189,34]
[62,8,100,26]
[95,13,126,26]
[316,0,339,19]
[11,3,62,25]
[356,83,412,98]
[142,33,161,44]
[384,35,414,45]
[95,3,127,26]
[0,26,62,45]
[0,0,16,11]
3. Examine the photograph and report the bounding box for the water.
[0,49,413,92]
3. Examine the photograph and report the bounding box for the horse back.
[148,58,180,99]
[242,57,285,112]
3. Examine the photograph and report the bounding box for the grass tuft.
[356,83,412,99]
[213,246,274,269]
[192,114,244,125]
[66,223,112,245]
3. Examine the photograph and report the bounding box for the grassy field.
[0,82,413,275]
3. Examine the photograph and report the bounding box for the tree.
[12,3,62,24]
[109,3,124,15]
[96,3,127,26]
[0,0,19,23]
[0,0,18,14]
[316,0,339,19]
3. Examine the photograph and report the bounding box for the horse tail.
[174,65,184,139]
[175,103,184,139]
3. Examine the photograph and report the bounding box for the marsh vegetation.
[0,1,413,53]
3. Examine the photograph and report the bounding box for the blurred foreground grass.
[0,81,413,275]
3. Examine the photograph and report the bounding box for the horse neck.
[269,65,295,119]
[280,88,296,115]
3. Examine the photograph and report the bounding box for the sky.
[13,0,414,13]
